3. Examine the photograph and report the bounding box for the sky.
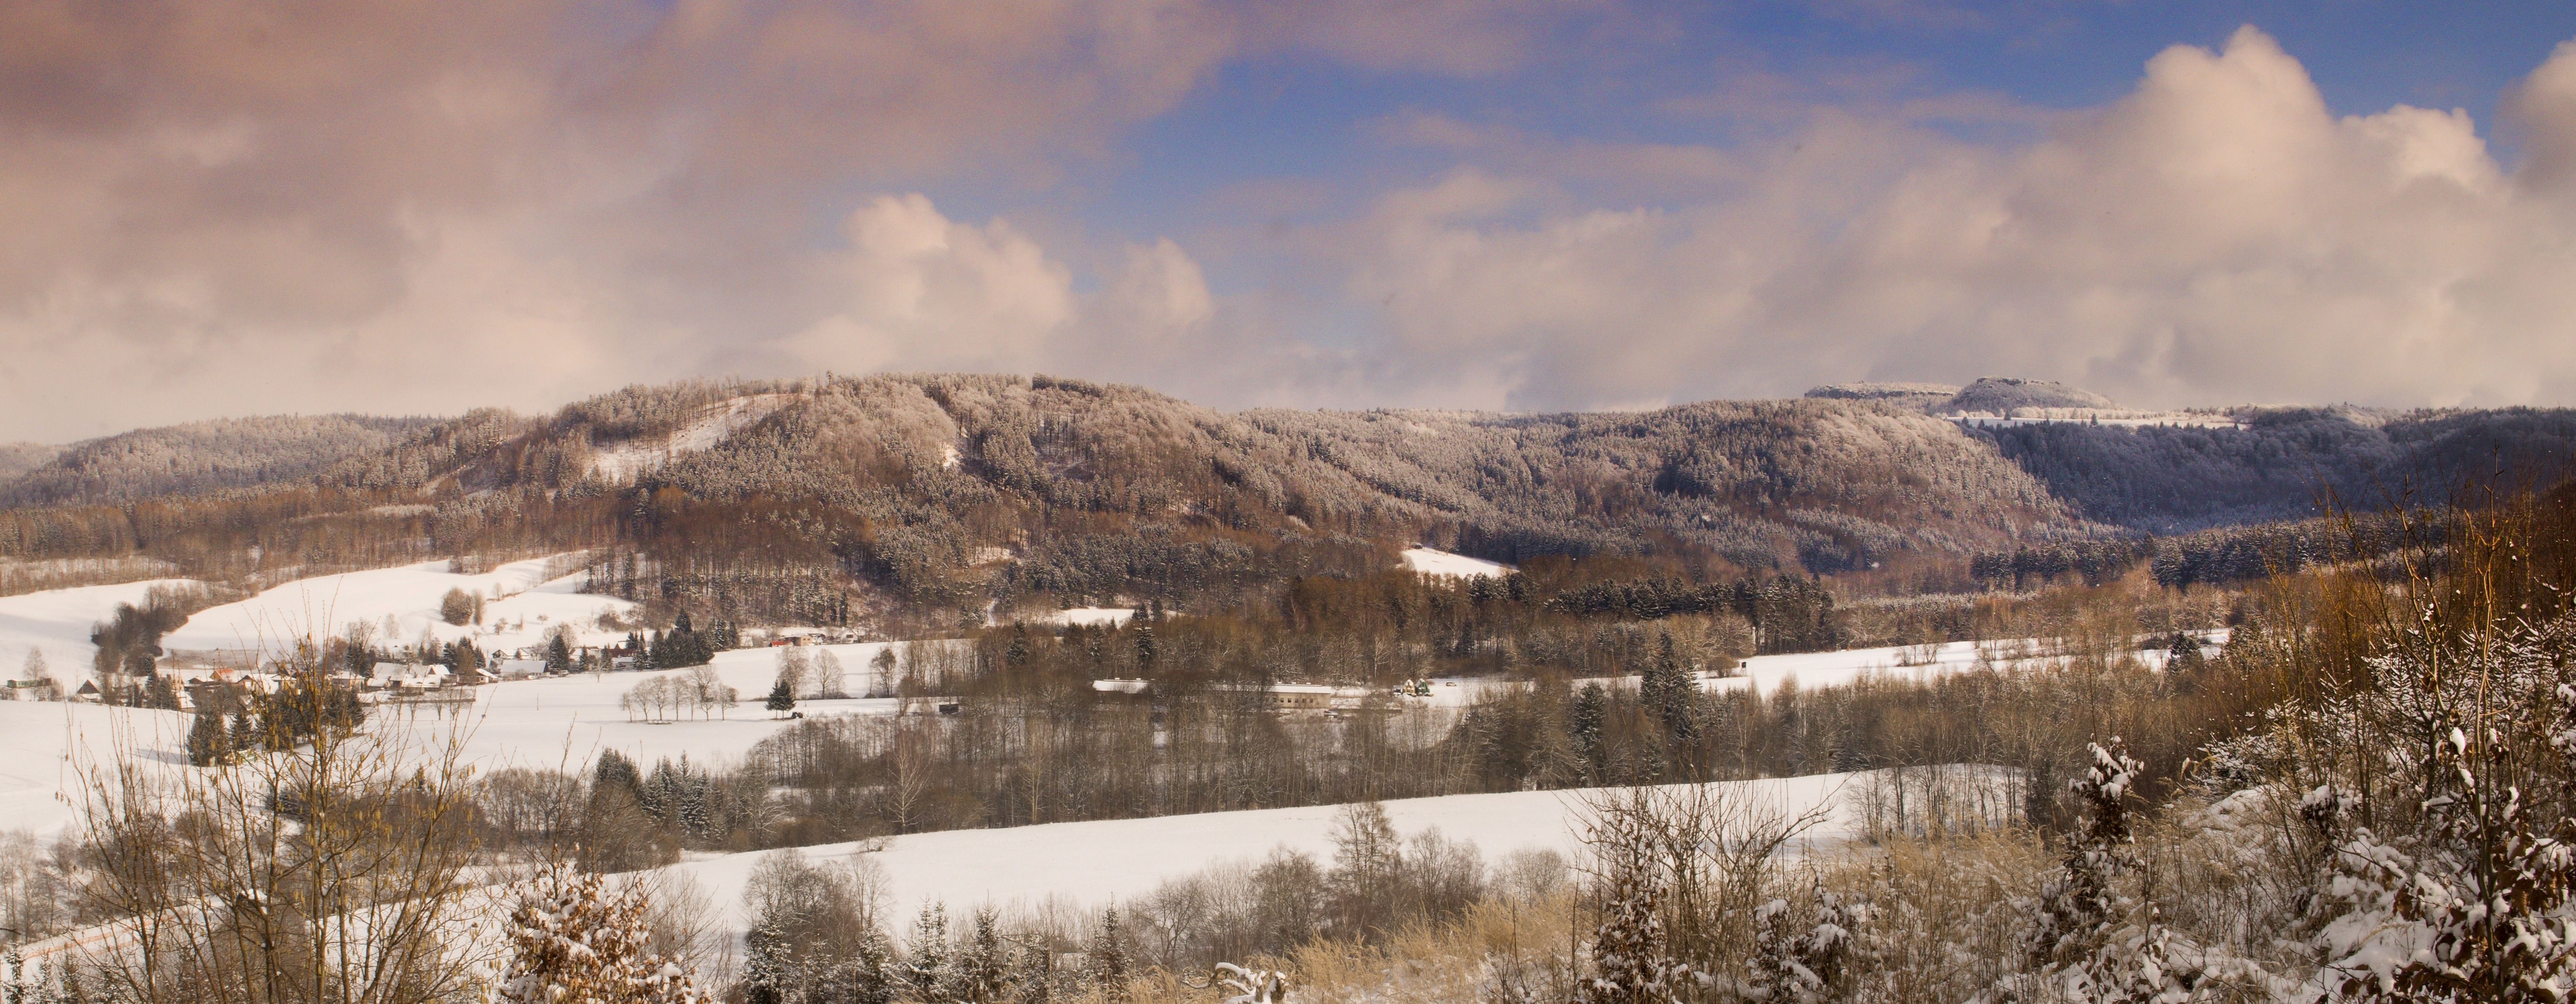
[6,1,2576,442]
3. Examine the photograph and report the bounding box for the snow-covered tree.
[2325,634,2576,1004]
[1579,818,1683,1004]
[492,863,705,1004]
[955,908,1009,1003]
[2014,738,2202,1004]
[904,902,954,1002]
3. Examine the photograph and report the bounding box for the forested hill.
[0,413,440,508]
[1,372,2571,625]
[1977,406,2576,532]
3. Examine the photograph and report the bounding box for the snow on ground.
[590,394,794,483]
[671,772,1870,937]
[1035,607,1138,627]
[421,643,921,774]
[0,641,957,836]
[1712,630,2229,699]
[0,578,203,677]
[1401,547,1513,579]
[1426,630,2231,705]
[0,701,192,837]
[162,556,638,656]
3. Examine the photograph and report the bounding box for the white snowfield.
[1421,630,2231,706]
[1036,607,1138,627]
[1400,546,1513,579]
[0,578,203,676]
[0,701,191,838]
[670,771,1873,937]
[425,641,942,775]
[1710,630,2229,699]
[161,556,640,656]
[589,393,795,483]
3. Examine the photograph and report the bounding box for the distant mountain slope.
[1943,377,2118,414]
[270,374,2079,617]
[5,373,2573,622]
[4,414,443,507]
[1977,405,2576,532]
[0,442,61,490]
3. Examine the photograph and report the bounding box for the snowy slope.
[162,556,637,655]
[427,642,923,774]
[0,701,192,837]
[0,578,203,677]
[670,772,1869,934]
[1714,631,2229,698]
[1035,607,1137,627]
[590,394,793,483]
[1400,547,1513,579]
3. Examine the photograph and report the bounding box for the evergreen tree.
[594,748,644,805]
[838,927,899,1004]
[1570,681,1609,780]
[957,908,1008,1004]
[228,709,256,755]
[144,672,181,711]
[1579,829,1682,1004]
[1132,624,1157,675]
[767,679,796,719]
[1640,633,1696,744]
[185,709,229,766]
[546,633,574,674]
[1088,905,1129,1001]
[741,907,799,1004]
[904,903,953,1002]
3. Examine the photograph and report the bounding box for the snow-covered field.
[1401,547,1512,579]
[670,771,1869,935]
[162,555,638,656]
[1714,631,2227,698]
[0,578,203,677]
[424,642,925,775]
[0,701,191,837]
[0,641,940,838]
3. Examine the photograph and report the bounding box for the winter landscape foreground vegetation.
[0,488,2563,1002]
[0,376,2572,1002]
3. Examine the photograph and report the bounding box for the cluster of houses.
[69,645,575,709]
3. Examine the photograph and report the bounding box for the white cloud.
[1325,27,2576,412]
[774,195,1231,384]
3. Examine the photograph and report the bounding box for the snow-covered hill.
[162,555,637,655]
[0,701,191,837]
[0,578,202,677]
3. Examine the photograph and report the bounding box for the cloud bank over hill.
[0,5,2573,439]
[1338,28,2576,413]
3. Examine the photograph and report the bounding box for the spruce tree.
[957,908,1008,1003]
[1641,633,1698,750]
[1088,905,1129,1001]
[904,903,953,1002]
[186,709,229,766]
[839,927,898,1004]
[767,679,796,718]
[228,709,256,755]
